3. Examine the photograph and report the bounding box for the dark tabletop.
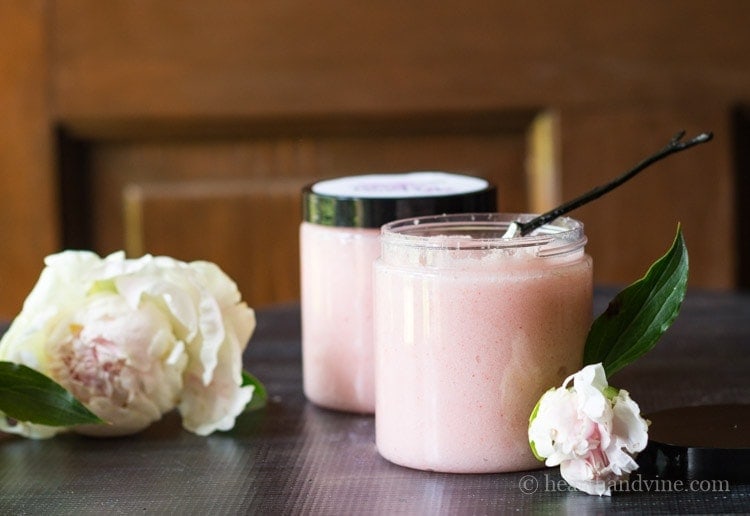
[1,288,749,514]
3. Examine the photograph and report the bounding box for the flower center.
[55,330,132,407]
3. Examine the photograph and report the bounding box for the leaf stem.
[513,131,713,236]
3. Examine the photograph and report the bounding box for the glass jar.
[373,213,593,472]
[300,172,496,414]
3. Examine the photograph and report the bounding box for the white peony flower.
[0,250,256,438]
[528,363,649,496]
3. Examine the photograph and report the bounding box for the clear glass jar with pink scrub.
[300,172,496,414]
[374,213,593,472]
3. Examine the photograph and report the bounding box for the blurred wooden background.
[1,0,749,318]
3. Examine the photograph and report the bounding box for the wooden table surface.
[1,288,749,514]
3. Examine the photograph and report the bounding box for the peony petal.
[528,387,582,463]
[179,305,255,434]
[115,272,199,342]
[196,294,225,385]
[572,364,610,421]
[0,418,63,439]
[611,389,649,453]
[560,458,611,496]
[189,261,243,306]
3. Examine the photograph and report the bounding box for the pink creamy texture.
[374,244,593,473]
[300,222,380,413]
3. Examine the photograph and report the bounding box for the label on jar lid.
[311,172,489,199]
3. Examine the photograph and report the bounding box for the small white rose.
[528,363,649,496]
[0,250,257,438]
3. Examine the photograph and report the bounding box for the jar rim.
[381,213,586,257]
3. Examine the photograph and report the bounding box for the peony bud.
[528,363,649,496]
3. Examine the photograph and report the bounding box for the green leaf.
[0,361,103,426]
[583,224,688,376]
[241,370,267,412]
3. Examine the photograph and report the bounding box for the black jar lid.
[636,404,750,481]
[302,172,497,228]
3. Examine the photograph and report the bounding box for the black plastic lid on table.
[636,404,750,481]
[302,172,497,228]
